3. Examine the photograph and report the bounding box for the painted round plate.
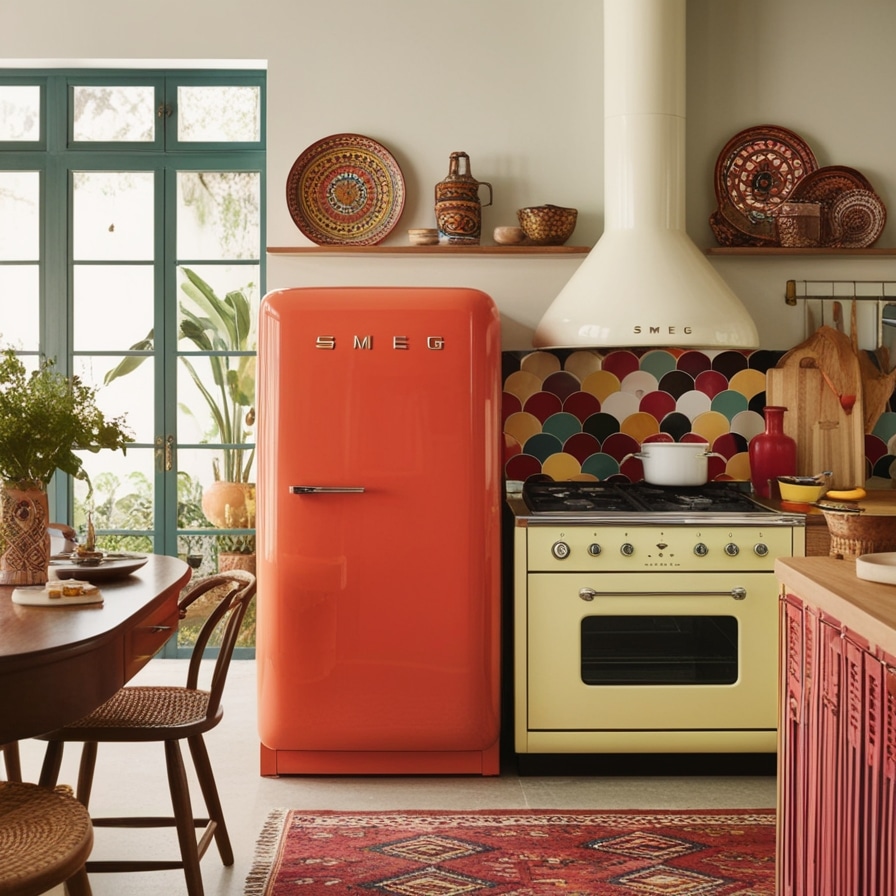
[791,166,875,245]
[827,188,887,248]
[50,552,148,581]
[286,133,406,246]
[714,125,818,243]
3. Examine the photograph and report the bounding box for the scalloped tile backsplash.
[502,348,896,485]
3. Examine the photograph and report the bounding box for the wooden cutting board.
[766,365,865,490]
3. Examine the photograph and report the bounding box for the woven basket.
[821,509,896,559]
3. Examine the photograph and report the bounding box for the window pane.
[73,265,154,350]
[77,353,154,443]
[72,85,155,142]
[0,85,40,141]
[0,266,39,349]
[73,171,155,260]
[176,171,260,260]
[177,86,260,143]
[0,171,40,259]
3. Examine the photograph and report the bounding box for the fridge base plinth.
[259,740,501,777]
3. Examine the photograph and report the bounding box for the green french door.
[0,70,265,651]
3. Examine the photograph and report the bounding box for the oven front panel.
[526,572,778,733]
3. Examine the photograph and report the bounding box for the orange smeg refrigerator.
[256,287,502,775]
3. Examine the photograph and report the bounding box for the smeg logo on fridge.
[315,335,446,351]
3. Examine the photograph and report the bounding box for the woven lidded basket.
[821,509,896,559]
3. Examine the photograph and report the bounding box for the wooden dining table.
[0,554,191,744]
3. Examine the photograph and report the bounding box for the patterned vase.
[749,406,797,499]
[0,484,50,585]
[434,152,493,245]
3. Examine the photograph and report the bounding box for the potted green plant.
[0,348,133,584]
[105,267,256,533]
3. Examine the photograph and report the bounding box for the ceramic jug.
[434,152,493,245]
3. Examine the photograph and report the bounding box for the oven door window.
[581,615,738,685]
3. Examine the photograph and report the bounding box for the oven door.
[526,572,777,734]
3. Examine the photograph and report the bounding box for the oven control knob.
[588,543,602,556]
[551,541,571,560]
[753,542,769,557]
[724,542,740,557]
[620,543,634,556]
[694,542,709,556]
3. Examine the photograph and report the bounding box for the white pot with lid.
[624,442,725,486]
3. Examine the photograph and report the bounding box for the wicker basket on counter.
[821,508,896,559]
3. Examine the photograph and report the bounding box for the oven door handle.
[579,586,747,601]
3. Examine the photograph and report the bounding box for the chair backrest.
[177,569,257,720]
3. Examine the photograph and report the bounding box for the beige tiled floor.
[19,659,776,896]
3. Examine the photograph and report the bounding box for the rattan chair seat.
[63,686,213,737]
[0,781,93,896]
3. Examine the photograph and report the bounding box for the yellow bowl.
[777,478,827,503]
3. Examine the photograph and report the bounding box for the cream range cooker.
[508,480,806,756]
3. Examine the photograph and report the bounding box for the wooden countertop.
[775,555,896,654]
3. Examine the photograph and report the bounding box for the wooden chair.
[37,569,256,896]
[0,779,93,895]
[2,742,22,781]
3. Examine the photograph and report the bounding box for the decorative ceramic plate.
[714,125,818,243]
[285,133,405,245]
[827,188,887,248]
[50,552,148,581]
[791,166,875,245]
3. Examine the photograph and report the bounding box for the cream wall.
[3,0,895,351]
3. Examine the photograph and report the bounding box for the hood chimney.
[533,0,759,350]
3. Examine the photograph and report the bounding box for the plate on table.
[285,133,406,246]
[49,552,148,581]
[714,124,818,243]
[856,552,896,585]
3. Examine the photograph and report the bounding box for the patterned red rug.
[245,809,776,895]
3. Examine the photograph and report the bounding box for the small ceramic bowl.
[493,225,525,245]
[777,477,826,504]
[408,228,439,246]
[517,205,578,245]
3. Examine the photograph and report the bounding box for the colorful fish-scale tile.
[619,411,660,444]
[711,389,749,422]
[619,370,659,399]
[730,408,767,442]
[523,391,563,422]
[601,431,641,462]
[639,349,677,381]
[712,431,749,460]
[676,350,712,378]
[600,390,641,424]
[582,412,621,443]
[505,453,544,482]
[712,350,750,379]
[503,433,522,464]
[657,369,696,399]
[504,411,543,447]
[690,410,732,446]
[695,369,729,399]
[727,368,767,401]
[639,390,677,421]
[542,452,582,481]
[872,411,896,444]
[581,369,622,403]
[563,391,602,422]
[563,432,602,463]
[658,412,692,442]
[503,370,543,404]
[601,349,640,381]
[520,350,562,380]
[675,389,711,422]
[865,433,888,467]
[502,391,522,422]
[872,454,896,479]
[542,411,583,443]
[542,370,583,401]
[725,452,752,481]
[522,432,564,462]
[581,452,621,480]
[563,350,604,382]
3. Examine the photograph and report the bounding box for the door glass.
[176,86,261,143]
[72,85,155,142]
[0,171,40,348]
[72,171,155,260]
[581,615,739,685]
[0,85,41,141]
[176,171,260,259]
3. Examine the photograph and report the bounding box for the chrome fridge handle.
[290,485,366,494]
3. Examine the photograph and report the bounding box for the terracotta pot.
[201,482,256,529]
[0,484,50,585]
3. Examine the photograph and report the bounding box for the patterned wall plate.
[827,188,887,248]
[791,166,875,245]
[714,125,818,243]
[286,134,406,245]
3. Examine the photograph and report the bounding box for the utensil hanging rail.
[785,279,896,305]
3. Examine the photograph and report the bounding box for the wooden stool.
[0,781,93,895]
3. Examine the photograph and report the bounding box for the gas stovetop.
[518,480,805,526]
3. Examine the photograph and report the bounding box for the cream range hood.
[534,0,759,350]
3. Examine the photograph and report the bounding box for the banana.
[824,487,867,501]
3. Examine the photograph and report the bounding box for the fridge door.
[257,287,501,770]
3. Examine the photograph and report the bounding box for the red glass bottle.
[749,405,797,498]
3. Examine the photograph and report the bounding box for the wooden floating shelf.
[706,246,896,256]
[267,245,591,256]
